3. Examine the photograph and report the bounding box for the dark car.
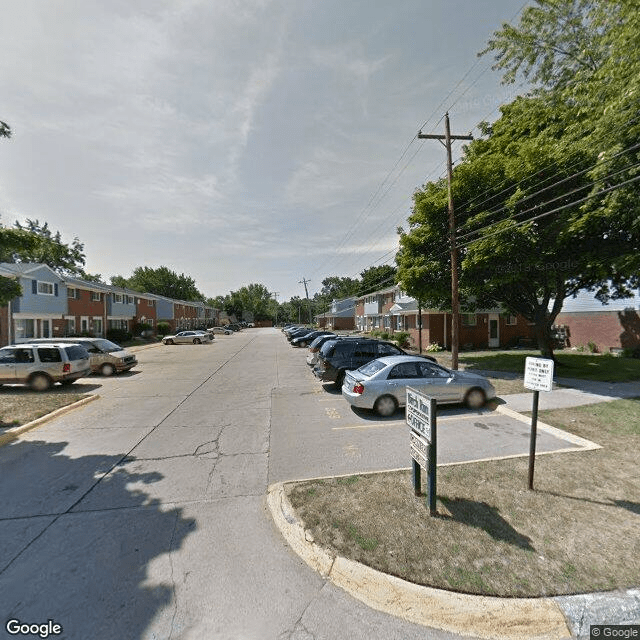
[286,328,314,341]
[291,330,335,348]
[313,338,436,388]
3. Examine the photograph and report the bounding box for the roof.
[556,288,640,313]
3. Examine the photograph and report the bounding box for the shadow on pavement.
[0,437,196,640]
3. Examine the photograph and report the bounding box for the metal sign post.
[523,357,555,490]
[407,387,438,515]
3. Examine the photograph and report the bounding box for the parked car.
[227,323,242,332]
[313,338,436,388]
[162,331,212,345]
[291,330,335,348]
[29,337,137,376]
[342,355,496,416]
[0,342,91,391]
[306,334,339,366]
[208,326,233,335]
[287,328,316,342]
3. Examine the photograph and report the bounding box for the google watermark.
[5,619,63,638]
[591,625,640,639]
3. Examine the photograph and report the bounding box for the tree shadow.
[538,490,640,517]
[438,496,535,551]
[618,309,640,350]
[0,436,196,640]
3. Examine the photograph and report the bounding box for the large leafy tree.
[359,265,396,296]
[7,219,91,278]
[398,0,639,360]
[112,266,204,301]
[313,276,361,314]
[0,226,40,304]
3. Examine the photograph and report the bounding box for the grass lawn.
[287,397,640,597]
[458,351,640,382]
[0,387,91,429]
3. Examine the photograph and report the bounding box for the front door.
[488,314,500,348]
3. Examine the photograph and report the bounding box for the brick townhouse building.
[0,263,217,346]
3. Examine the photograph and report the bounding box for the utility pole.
[418,113,472,370]
[299,278,312,325]
[272,292,279,327]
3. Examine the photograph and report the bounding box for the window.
[418,362,450,378]
[65,318,76,335]
[38,347,62,363]
[388,363,419,379]
[377,343,402,356]
[354,345,376,358]
[113,293,123,303]
[147,299,155,307]
[93,317,103,336]
[91,291,101,302]
[461,313,477,326]
[126,295,134,304]
[506,315,517,326]
[14,319,35,340]
[68,288,77,299]
[37,281,54,295]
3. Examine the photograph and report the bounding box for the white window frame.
[64,316,76,335]
[37,281,55,295]
[68,288,77,299]
[91,291,101,302]
[506,315,517,326]
[113,293,123,303]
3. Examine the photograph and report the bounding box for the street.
[0,329,589,639]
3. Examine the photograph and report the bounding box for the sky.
[0,0,528,302]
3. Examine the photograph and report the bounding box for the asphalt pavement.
[0,329,637,639]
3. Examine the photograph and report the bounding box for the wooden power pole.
[418,113,472,370]
[299,278,313,325]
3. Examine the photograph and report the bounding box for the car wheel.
[165,339,174,345]
[29,373,52,392]
[101,363,115,376]
[300,341,307,348]
[333,371,346,390]
[193,338,201,344]
[374,395,398,417]
[464,388,486,409]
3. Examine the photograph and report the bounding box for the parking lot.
[269,330,596,483]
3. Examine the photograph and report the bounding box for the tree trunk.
[534,323,556,361]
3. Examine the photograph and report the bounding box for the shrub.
[379,332,390,340]
[156,321,171,336]
[106,329,132,344]
[394,331,410,348]
[587,340,598,354]
[621,345,640,359]
[426,342,444,352]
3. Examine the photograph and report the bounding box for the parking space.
[269,335,598,483]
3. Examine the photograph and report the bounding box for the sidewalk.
[479,371,640,412]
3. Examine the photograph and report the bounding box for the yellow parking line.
[331,413,494,430]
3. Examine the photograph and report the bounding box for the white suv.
[0,343,92,391]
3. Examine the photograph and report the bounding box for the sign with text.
[406,387,431,441]
[410,431,429,470]
[524,357,554,392]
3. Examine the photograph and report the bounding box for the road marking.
[331,413,498,430]
[325,407,341,419]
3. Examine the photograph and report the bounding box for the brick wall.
[555,310,640,352]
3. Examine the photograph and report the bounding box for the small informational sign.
[406,387,431,441]
[410,431,429,470]
[524,357,555,392]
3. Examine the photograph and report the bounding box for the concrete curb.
[494,404,601,452]
[0,394,99,448]
[267,482,572,640]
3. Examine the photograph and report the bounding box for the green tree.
[313,276,361,314]
[0,226,41,304]
[359,265,396,296]
[0,121,10,139]
[111,266,204,301]
[4,219,88,277]
[398,0,640,360]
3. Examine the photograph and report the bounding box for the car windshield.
[93,339,123,352]
[357,360,387,376]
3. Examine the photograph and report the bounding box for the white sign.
[524,357,554,392]
[406,387,431,441]
[410,431,429,470]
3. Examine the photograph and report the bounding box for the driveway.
[0,329,598,639]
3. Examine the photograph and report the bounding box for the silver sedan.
[162,331,212,345]
[342,355,496,417]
